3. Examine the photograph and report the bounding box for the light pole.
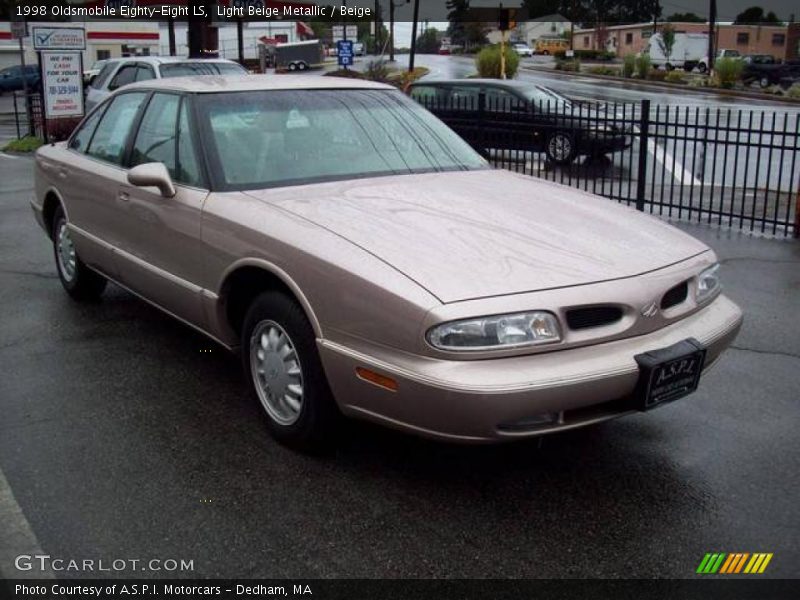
[389,0,410,63]
[408,0,420,72]
[708,0,717,72]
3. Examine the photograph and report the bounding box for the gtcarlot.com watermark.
[15,554,194,573]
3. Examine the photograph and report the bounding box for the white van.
[644,33,708,71]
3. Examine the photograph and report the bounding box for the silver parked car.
[32,76,742,449]
[85,56,248,111]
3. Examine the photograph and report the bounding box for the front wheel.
[760,76,771,89]
[52,206,106,301]
[242,291,340,450]
[697,63,707,74]
[545,131,577,165]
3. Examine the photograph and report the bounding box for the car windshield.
[159,62,247,78]
[520,86,572,109]
[196,89,488,190]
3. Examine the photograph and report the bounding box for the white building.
[510,14,571,46]
[0,21,160,70]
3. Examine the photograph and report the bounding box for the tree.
[667,12,705,22]
[415,27,441,54]
[734,7,782,24]
[656,24,676,66]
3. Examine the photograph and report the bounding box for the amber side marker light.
[356,367,398,392]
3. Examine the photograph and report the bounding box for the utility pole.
[653,0,660,34]
[708,0,717,72]
[408,0,420,72]
[389,0,395,62]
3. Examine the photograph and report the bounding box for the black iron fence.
[11,91,44,140]
[414,93,799,238]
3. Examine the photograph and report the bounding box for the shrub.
[785,83,800,99]
[714,57,743,89]
[664,71,685,84]
[622,54,636,78]
[635,54,651,79]
[554,59,581,72]
[587,66,617,76]
[648,69,668,82]
[324,69,364,79]
[688,76,711,88]
[363,59,391,83]
[475,44,520,79]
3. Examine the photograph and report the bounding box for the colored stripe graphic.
[697,552,773,574]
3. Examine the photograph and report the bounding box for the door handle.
[118,191,130,202]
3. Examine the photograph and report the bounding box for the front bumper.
[318,295,743,443]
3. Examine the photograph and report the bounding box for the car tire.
[760,76,771,89]
[51,205,107,301]
[545,131,577,165]
[288,63,297,71]
[542,50,550,56]
[665,63,674,71]
[242,291,340,451]
[698,63,707,74]
[297,62,307,71]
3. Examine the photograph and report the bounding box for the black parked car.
[0,65,41,94]
[741,55,800,89]
[409,79,632,165]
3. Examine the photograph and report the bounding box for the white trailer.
[644,33,708,71]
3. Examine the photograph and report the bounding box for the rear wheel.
[760,76,771,89]
[288,62,297,71]
[545,131,577,165]
[51,205,106,301]
[242,291,339,450]
[698,62,707,74]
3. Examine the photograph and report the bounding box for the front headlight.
[427,312,561,352]
[696,263,721,304]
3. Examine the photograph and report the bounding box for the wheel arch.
[42,187,67,239]
[218,258,322,340]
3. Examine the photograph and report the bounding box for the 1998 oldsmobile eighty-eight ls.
[32,76,743,449]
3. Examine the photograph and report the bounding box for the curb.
[520,65,800,106]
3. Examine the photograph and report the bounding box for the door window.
[131,93,180,177]
[136,64,156,82]
[448,86,480,110]
[86,92,147,165]
[483,88,524,112]
[176,100,202,187]
[108,64,137,91]
[69,107,106,153]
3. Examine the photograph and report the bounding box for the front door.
[114,92,209,327]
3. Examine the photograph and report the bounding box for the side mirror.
[127,163,176,198]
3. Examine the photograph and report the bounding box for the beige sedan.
[32,76,743,449]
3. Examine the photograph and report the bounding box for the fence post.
[636,99,650,212]
[12,92,20,140]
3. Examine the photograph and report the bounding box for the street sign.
[11,20,28,40]
[32,27,86,51]
[337,40,354,66]
[332,25,358,43]
[41,52,84,119]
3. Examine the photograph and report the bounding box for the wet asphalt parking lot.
[0,153,798,579]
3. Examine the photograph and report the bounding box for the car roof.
[123,74,397,94]
[109,56,240,66]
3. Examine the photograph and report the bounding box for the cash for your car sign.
[41,52,84,118]
[337,40,354,67]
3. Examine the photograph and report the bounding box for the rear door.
[61,91,150,277]
[114,92,209,326]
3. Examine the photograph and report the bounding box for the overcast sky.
[375,0,798,24]
[360,1,799,47]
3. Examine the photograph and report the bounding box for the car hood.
[245,170,709,303]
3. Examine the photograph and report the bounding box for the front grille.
[661,281,689,310]
[566,306,623,330]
